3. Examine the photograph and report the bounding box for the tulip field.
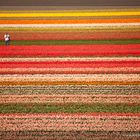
[0,7,140,139]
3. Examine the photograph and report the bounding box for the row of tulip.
[0,94,139,104]
[1,18,140,24]
[0,61,139,69]
[0,10,140,17]
[0,26,139,32]
[0,131,139,140]
[0,85,139,95]
[0,81,139,86]
[0,67,139,74]
[0,57,140,62]
[0,23,140,28]
[0,31,140,40]
[0,44,139,57]
[0,113,140,131]
[0,74,139,82]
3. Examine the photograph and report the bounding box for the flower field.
[0,7,140,139]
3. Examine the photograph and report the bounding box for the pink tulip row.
[0,94,140,104]
[0,67,139,74]
[0,113,139,131]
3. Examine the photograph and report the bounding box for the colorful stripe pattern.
[0,8,140,139]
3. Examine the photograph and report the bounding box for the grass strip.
[0,39,140,45]
[0,103,139,113]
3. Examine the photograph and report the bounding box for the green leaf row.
[0,39,140,45]
[0,103,139,113]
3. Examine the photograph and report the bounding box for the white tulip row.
[0,74,139,82]
[0,57,140,62]
[0,23,139,28]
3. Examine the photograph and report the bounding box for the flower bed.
[0,113,140,131]
[0,18,139,24]
[0,94,139,104]
[0,67,139,74]
[1,31,140,40]
[0,8,139,139]
[0,85,139,95]
[0,44,139,57]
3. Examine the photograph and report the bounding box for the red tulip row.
[0,61,139,68]
[0,44,139,57]
[0,67,139,74]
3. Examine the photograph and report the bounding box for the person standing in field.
[4,33,10,45]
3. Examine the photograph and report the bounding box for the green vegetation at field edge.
[0,39,140,45]
[0,103,139,113]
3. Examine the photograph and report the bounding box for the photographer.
[4,33,10,45]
